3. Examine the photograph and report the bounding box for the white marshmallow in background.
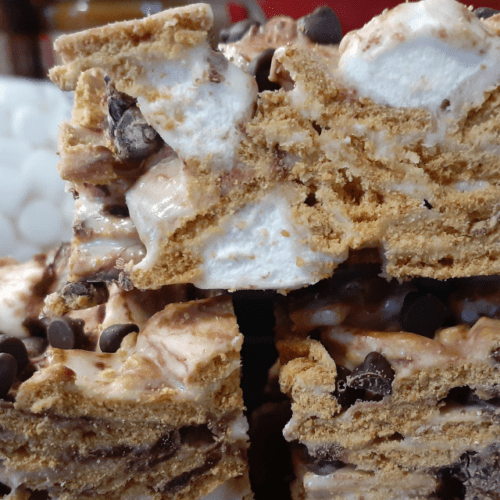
[0,76,74,262]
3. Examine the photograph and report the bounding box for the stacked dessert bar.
[0,250,252,499]
[1,0,500,499]
[0,6,253,499]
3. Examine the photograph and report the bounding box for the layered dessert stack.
[1,0,500,498]
[0,250,252,499]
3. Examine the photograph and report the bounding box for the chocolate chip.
[473,7,500,19]
[333,364,363,408]
[21,318,48,338]
[444,386,478,406]
[0,334,29,373]
[423,199,433,209]
[105,76,137,135]
[248,49,281,93]
[114,106,162,162]
[0,483,11,495]
[21,337,48,359]
[219,19,260,43]
[0,353,17,399]
[401,292,447,338]
[347,352,395,396]
[47,318,84,350]
[440,99,450,111]
[298,6,342,45]
[105,77,162,162]
[103,204,130,218]
[99,323,139,353]
[61,281,109,307]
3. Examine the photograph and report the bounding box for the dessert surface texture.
[2,0,500,499]
[275,262,500,499]
[46,0,500,293]
[0,251,252,499]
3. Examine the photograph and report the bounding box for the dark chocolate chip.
[0,353,17,399]
[114,106,163,161]
[61,281,109,306]
[21,337,48,359]
[473,7,500,19]
[0,483,11,495]
[443,386,500,409]
[436,465,466,500]
[248,48,281,93]
[0,334,29,372]
[401,292,447,338]
[21,317,48,338]
[47,318,84,350]
[440,98,450,111]
[347,352,395,396]
[333,364,363,408]
[423,199,433,209]
[105,76,137,134]
[298,6,342,45]
[103,204,130,218]
[219,19,260,43]
[458,296,499,326]
[99,323,139,353]
[444,386,478,406]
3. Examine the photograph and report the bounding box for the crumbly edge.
[276,318,500,470]
[52,10,500,289]
[126,42,500,286]
[49,3,213,92]
[0,445,249,500]
[13,362,243,426]
[241,44,500,281]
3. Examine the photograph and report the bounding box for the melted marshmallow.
[0,257,47,337]
[40,296,241,401]
[338,0,500,114]
[302,467,436,499]
[137,46,257,171]
[126,156,195,269]
[194,186,341,290]
[200,475,252,500]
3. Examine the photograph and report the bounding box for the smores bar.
[0,253,251,500]
[276,263,500,499]
[47,0,500,295]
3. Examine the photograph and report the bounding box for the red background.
[230,1,500,34]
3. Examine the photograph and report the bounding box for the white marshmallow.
[127,156,194,270]
[338,0,500,115]
[137,46,257,171]
[194,186,341,290]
